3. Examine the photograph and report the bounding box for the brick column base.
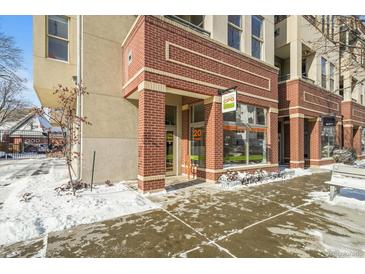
[138,89,166,192]
[289,115,305,168]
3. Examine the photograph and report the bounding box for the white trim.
[289,113,305,119]
[137,174,166,181]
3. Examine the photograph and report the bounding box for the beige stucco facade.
[33,15,77,108]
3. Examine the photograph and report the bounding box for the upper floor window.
[330,63,335,91]
[228,15,242,50]
[47,15,69,62]
[321,57,327,89]
[252,16,264,59]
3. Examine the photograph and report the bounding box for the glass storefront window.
[165,105,176,125]
[190,102,205,167]
[224,130,247,165]
[223,103,268,166]
[248,131,266,164]
[321,125,335,158]
[190,103,204,123]
[191,127,205,167]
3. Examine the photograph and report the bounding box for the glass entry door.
[166,128,175,176]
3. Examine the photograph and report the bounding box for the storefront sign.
[222,91,237,113]
[322,116,336,127]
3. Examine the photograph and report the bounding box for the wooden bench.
[324,165,365,201]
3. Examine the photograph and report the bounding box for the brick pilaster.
[268,110,279,166]
[138,89,166,192]
[343,125,354,149]
[308,118,321,161]
[290,115,305,168]
[353,126,362,156]
[204,100,223,181]
[181,108,189,174]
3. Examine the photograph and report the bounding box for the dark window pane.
[321,126,335,158]
[48,37,68,61]
[228,15,241,27]
[252,16,263,38]
[248,131,266,164]
[228,25,241,50]
[193,103,204,123]
[223,111,236,123]
[224,130,247,165]
[252,38,262,59]
[165,105,176,125]
[256,107,266,125]
[48,15,68,39]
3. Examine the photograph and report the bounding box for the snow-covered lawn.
[0,158,158,246]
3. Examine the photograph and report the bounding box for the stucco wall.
[81,15,138,184]
[33,15,77,108]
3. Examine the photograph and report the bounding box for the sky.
[0,15,40,107]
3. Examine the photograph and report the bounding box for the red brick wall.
[138,89,166,191]
[309,119,321,160]
[290,117,305,168]
[204,101,223,181]
[353,126,362,156]
[279,79,342,117]
[343,126,354,149]
[123,16,278,101]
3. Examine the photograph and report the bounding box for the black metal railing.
[0,130,64,160]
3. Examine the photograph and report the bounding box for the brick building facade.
[122,16,279,191]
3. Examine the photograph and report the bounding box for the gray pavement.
[1,171,365,258]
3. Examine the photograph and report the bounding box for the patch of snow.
[308,189,365,211]
[219,168,312,190]
[0,158,158,246]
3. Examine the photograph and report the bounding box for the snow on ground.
[219,167,313,190]
[0,158,158,246]
[308,188,365,211]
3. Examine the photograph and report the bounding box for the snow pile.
[308,189,365,211]
[0,159,158,246]
[284,168,312,177]
[218,168,312,189]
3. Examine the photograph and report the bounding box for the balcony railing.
[164,15,211,36]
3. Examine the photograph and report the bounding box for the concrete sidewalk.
[1,172,365,258]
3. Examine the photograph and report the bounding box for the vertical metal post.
[90,150,96,192]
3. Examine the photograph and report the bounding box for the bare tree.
[0,29,28,126]
[0,79,28,125]
[303,15,365,94]
[34,83,91,196]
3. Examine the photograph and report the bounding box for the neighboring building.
[274,15,365,168]
[0,110,52,153]
[33,15,365,192]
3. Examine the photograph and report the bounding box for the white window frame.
[227,15,243,51]
[251,15,264,60]
[46,15,70,63]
